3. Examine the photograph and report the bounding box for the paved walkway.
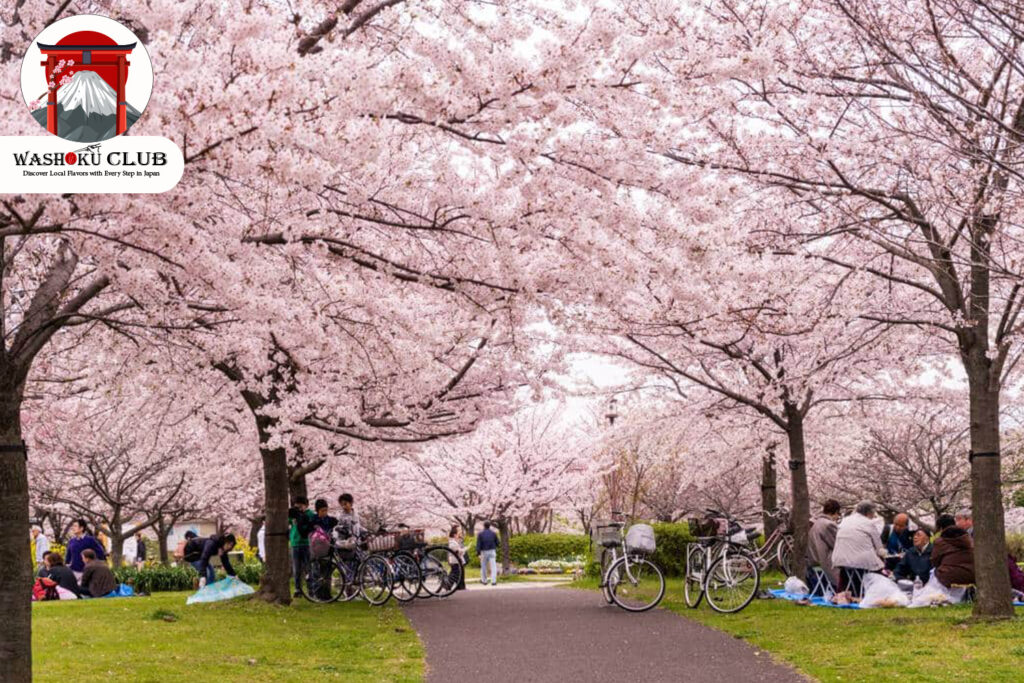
[403,583,806,683]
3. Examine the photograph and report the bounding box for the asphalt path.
[403,583,807,683]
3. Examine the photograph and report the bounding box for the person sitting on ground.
[882,513,914,571]
[932,514,974,588]
[312,498,338,533]
[954,509,973,536]
[807,499,841,595]
[830,501,886,597]
[184,533,237,587]
[41,552,80,597]
[894,528,932,584]
[80,549,117,598]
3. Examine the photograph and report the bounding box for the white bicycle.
[594,512,666,613]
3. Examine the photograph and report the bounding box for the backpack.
[309,527,331,558]
[32,577,60,602]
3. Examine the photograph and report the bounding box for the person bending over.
[185,533,237,587]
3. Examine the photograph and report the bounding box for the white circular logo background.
[20,15,153,142]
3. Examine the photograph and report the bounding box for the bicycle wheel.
[357,554,394,606]
[300,557,345,603]
[421,546,462,598]
[705,552,759,614]
[683,544,704,609]
[600,548,618,604]
[390,551,422,602]
[777,535,794,575]
[607,556,665,613]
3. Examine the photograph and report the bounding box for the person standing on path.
[288,496,316,597]
[476,521,500,586]
[66,519,107,581]
[448,525,467,590]
[31,527,50,572]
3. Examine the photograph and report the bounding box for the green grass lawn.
[33,592,423,682]
[573,576,1024,682]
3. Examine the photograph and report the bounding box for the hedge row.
[113,562,265,593]
[431,532,591,568]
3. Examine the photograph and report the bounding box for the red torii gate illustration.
[38,30,136,136]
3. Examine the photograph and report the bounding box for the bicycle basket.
[688,517,718,538]
[367,532,401,552]
[595,524,621,548]
[625,524,656,554]
[398,528,426,550]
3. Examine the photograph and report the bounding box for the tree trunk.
[761,448,778,538]
[248,516,264,550]
[156,519,170,565]
[0,382,30,682]
[785,407,810,579]
[967,374,1013,618]
[258,442,292,605]
[497,517,511,573]
[288,466,308,502]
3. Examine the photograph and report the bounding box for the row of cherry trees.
[3,0,1024,678]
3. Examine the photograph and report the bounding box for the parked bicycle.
[302,529,394,606]
[683,510,759,613]
[593,512,665,613]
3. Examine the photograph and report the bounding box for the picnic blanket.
[769,588,1024,609]
[769,589,860,609]
[186,576,255,605]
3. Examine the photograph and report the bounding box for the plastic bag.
[784,576,809,595]
[860,573,909,608]
[909,574,966,608]
[625,524,656,554]
[186,576,255,605]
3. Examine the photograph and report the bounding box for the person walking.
[65,519,107,581]
[448,525,467,591]
[134,531,147,568]
[476,521,500,586]
[257,522,266,563]
[31,527,50,572]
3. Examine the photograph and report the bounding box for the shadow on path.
[403,584,807,683]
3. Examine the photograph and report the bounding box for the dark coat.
[894,544,932,583]
[931,527,974,587]
[45,565,81,596]
[81,560,117,598]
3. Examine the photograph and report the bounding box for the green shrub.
[649,522,693,577]
[114,564,198,593]
[509,533,588,564]
[233,562,265,586]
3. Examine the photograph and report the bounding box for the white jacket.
[830,512,884,571]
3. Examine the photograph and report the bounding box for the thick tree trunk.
[761,448,778,538]
[784,408,810,578]
[497,517,511,573]
[967,375,1013,618]
[248,516,264,550]
[156,520,170,565]
[258,443,292,605]
[0,382,30,682]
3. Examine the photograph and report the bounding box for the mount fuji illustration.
[32,70,141,142]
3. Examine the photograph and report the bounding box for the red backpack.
[32,577,60,602]
[310,527,331,558]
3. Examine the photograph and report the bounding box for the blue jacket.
[894,544,932,583]
[66,535,107,572]
[476,528,499,552]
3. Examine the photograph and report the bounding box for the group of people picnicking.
[805,500,1024,604]
[31,519,145,600]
